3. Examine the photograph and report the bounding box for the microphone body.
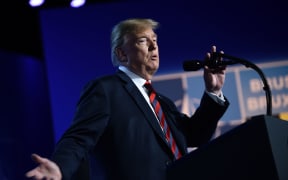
[183,53,237,71]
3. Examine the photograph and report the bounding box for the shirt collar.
[119,66,148,88]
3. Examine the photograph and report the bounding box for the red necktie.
[144,81,182,159]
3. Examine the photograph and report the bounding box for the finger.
[26,169,43,179]
[32,173,45,180]
[219,50,224,61]
[204,52,211,64]
[214,66,226,74]
[206,52,210,59]
[211,45,216,53]
[210,46,217,63]
[31,154,48,164]
[25,170,35,178]
[204,63,213,70]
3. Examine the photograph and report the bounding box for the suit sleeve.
[161,92,229,148]
[182,92,229,147]
[51,80,109,180]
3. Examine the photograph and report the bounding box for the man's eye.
[138,38,147,44]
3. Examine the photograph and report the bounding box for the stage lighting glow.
[29,0,45,7]
[70,0,85,8]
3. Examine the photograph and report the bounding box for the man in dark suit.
[26,18,229,180]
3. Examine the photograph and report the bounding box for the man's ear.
[115,47,127,62]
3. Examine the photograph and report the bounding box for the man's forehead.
[128,29,157,38]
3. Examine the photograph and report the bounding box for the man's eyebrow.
[135,32,157,38]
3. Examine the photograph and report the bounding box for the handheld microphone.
[183,53,237,71]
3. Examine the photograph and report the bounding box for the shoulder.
[77,74,117,97]
[82,70,131,89]
[83,74,119,89]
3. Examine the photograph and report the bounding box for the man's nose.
[148,41,157,51]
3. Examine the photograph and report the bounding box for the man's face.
[120,28,159,80]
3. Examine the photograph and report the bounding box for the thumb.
[31,153,46,164]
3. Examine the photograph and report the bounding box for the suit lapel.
[116,71,168,144]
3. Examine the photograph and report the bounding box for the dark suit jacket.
[51,70,229,180]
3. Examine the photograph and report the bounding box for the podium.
[167,115,288,180]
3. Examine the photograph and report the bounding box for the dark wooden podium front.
[167,115,288,180]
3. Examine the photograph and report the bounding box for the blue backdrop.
[39,0,288,142]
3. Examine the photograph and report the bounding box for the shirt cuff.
[205,90,226,105]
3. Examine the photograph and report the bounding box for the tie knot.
[144,81,154,94]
